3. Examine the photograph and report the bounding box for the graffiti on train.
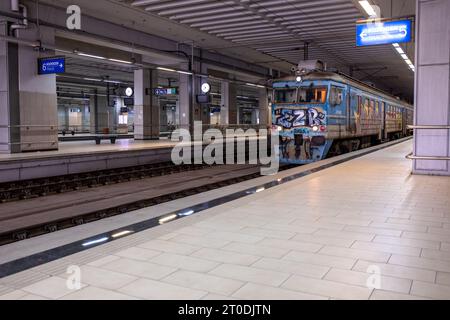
[274,108,326,129]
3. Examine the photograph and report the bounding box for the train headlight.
[312,126,319,132]
[296,76,302,82]
[277,126,283,131]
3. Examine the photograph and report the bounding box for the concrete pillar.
[178,72,191,130]
[89,93,109,134]
[0,20,20,153]
[413,0,450,175]
[220,82,229,125]
[258,88,269,128]
[82,105,90,132]
[222,82,237,126]
[19,26,58,151]
[134,69,160,140]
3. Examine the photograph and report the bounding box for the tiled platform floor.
[1,140,450,300]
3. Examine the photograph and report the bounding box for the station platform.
[1,138,450,300]
[0,139,178,183]
[0,135,262,183]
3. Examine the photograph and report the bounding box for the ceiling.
[38,0,416,100]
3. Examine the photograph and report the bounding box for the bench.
[94,135,118,144]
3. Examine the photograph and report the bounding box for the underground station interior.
[0,0,449,306]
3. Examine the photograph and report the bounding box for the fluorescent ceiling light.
[104,80,122,84]
[359,0,377,17]
[177,70,193,75]
[405,59,413,65]
[400,53,409,60]
[84,78,102,82]
[395,47,405,54]
[157,67,177,72]
[108,58,133,64]
[78,52,107,60]
[392,43,400,48]
[246,83,265,88]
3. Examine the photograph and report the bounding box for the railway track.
[0,161,211,203]
[0,164,278,245]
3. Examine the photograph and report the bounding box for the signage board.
[356,19,412,46]
[123,98,134,106]
[38,56,65,75]
[196,94,210,104]
[154,88,178,95]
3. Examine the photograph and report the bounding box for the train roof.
[273,71,414,110]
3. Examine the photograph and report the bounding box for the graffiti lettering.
[275,108,326,129]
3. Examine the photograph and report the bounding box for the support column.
[258,88,269,128]
[134,69,160,140]
[0,20,20,153]
[18,26,58,152]
[178,72,191,131]
[413,0,450,175]
[220,82,229,125]
[222,82,237,126]
[89,94,109,134]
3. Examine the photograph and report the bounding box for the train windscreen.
[274,89,297,104]
[274,86,327,104]
[298,87,327,104]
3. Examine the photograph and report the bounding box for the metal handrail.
[406,125,450,160]
[0,141,58,146]
[406,152,450,161]
[0,125,58,129]
[408,125,450,129]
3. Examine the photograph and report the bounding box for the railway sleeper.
[73,218,84,226]
[45,224,58,233]
[13,231,28,241]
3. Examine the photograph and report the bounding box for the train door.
[346,87,351,132]
[381,102,386,140]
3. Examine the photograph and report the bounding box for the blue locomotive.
[271,60,414,164]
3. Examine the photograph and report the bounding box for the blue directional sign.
[38,56,65,75]
[154,88,177,95]
[356,19,412,46]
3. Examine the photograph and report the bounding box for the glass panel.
[274,89,297,103]
[298,87,327,104]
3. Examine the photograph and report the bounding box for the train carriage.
[272,60,414,164]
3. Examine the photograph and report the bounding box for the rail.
[406,125,450,161]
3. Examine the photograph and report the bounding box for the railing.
[0,125,58,130]
[406,125,450,161]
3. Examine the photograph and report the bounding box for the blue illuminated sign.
[38,56,65,75]
[154,88,177,95]
[356,19,412,46]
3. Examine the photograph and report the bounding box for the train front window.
[298,87,327,104]
[274,89,297,104]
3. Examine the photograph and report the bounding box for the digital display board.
[356,19,412,46]
[196,94,210,104]
[38,56,65,75]
[123,98,134,106]
[154,88,177,95]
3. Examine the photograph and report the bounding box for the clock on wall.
[201,82,211,94]
[125,87,134,97]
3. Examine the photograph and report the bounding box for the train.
[271,60,414,164]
